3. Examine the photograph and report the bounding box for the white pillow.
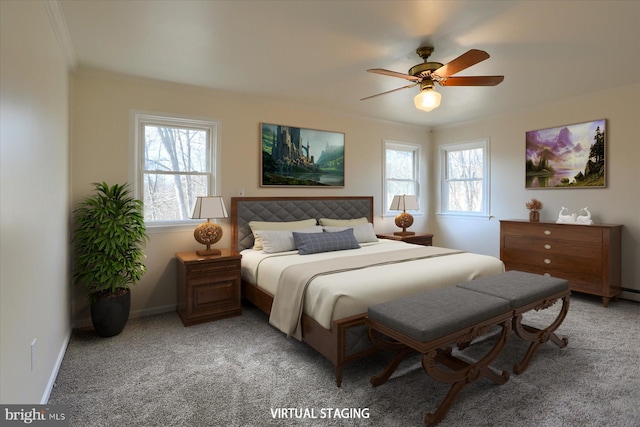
[318,217,369,227]
[254,226,323,253]
[323,222,378,243]
[249,218,317,250]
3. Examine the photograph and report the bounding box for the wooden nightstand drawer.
[188,259,240,276]
[376,232,433,246]
[176,249,242,326]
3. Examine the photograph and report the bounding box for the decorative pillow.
[293,228,360,255]
[254,226,322,253]
[318,217,368,227]
[323,223,378,243]
[249,218,317,250]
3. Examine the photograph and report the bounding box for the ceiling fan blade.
[360,82,419,101]
[437,76,504,86]
[433,49,490,78]
[367,68,420,82]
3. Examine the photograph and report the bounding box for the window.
[439,139,490,218]
[383,140,420,215]
[132,112,219,226]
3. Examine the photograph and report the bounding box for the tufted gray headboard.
[230,196,374,252]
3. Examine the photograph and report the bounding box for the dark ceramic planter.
[90,288,131,337]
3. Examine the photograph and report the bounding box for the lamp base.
[394,231,416,236]
[196,248,221,257]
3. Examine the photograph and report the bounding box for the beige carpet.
[49,293,640,426]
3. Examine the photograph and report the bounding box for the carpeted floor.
[49,293,640,426]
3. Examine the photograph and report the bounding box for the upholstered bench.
[366,271,571,426]
[456,270,570,374]
[366,286,514,426]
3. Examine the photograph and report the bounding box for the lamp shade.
[414,88,442,112]
[389,195,419,212]
[191,196,228,220]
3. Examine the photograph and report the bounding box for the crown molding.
[44,0,77,70]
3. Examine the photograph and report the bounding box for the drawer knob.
[544,273,551,277]
[544,258,551,264]
[544,244,551,250]
[544,230,551,235]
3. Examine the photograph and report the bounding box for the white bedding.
[241,239,505,330]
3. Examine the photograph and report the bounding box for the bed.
[230,196,505,386]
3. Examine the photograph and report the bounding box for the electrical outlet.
[31,339,37,371]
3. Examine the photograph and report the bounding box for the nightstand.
[176,249,242,326]
[376,232,433,246]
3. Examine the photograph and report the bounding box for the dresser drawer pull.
[544,258,551,264]
[543,273,551,277]
[544,244,551,250]
[544,230,551,235]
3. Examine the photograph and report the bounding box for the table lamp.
[191,196,228,256]
[389,195,419,236]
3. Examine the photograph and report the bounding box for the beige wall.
[431,84,640,301]
[70,68,430,324]
[0,1,72,403]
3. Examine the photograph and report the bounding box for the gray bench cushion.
[368,287,510,343]
[456,271,568,308]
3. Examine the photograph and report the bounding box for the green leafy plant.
[73,182,149,298]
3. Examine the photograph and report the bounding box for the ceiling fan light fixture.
[414,87,441,112]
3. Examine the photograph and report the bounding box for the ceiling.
[57,0,640,128]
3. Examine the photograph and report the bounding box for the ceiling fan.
[362,47,504,111]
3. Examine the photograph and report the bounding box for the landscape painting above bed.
[260,123,345,187]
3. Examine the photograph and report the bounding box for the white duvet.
[241,239,505,330]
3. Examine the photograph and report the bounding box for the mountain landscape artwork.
[261,123,345,187]
[525,119,606,188]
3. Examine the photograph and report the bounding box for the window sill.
[145,222,199,234]
[436,212,492,221]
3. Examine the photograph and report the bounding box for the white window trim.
[382,140,422,217]
[438,138,491,220]
[129,110,221,232]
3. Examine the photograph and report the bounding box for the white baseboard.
[620,290,640,303]
[42,327,72,404]
[74,304,177,329]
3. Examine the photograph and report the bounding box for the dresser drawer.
[501,249,602,276]
[501,222,602,243]
[503,262,603,293]
[502,235,602,259]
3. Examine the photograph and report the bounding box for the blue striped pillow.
[292,229,360,255]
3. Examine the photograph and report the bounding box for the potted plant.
[525,198,544,222]
[73,182,149,337]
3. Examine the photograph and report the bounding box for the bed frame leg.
[335,365,343,387]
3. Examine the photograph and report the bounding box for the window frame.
[382,140,421,217]
[438,138,491,219]
[130,111,221,231]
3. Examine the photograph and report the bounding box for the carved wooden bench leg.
[422,321,511,426]
[367,327,415,386]
[512,294,570,374]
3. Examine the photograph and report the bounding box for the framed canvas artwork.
[525,119,606,188]
[260,123,345,187]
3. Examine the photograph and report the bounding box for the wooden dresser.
[500,220,622,307]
